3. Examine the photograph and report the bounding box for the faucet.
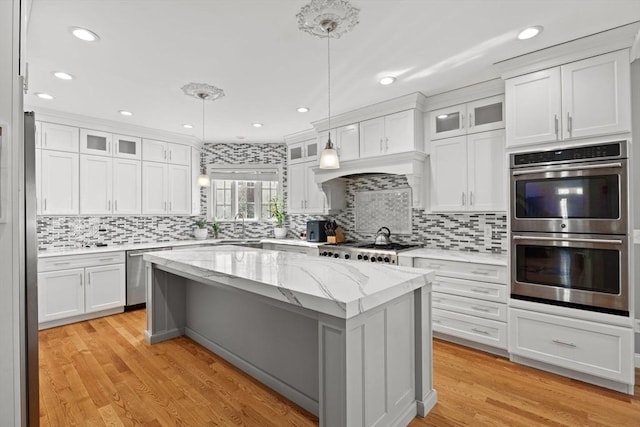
[233,212,246,238]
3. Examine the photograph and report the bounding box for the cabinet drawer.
[509,308,634,383]
[431,275,507,303]
[414,258,507,284]
[433,308,507,349]
[39,251,126,272]
[432,292,506,322]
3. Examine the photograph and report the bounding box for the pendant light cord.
[327,30,331,144]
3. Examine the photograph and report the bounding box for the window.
[208,164,281,221]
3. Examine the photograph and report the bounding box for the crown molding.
[283,128,317,144]
[494,21,640,79]
[423,79,504,112]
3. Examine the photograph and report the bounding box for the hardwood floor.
[39,310,639,427]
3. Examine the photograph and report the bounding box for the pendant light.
[181,82,225,187]
[297,0,360,170]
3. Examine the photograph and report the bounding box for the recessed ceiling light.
[119,110,133,116]
[70,27,100,42]
[297,107,310,113]
[252,123,263,128]
[379,76,396,85]
[182,124,194,129]
[437,114,448,119]
[517,26,543,40]
[53,71,74,80]
[35,93,54,100]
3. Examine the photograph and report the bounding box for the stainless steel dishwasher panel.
[126,247,172,308]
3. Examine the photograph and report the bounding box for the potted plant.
[194,218,209,240]
[211,219,219,239]
[269,196,287,239]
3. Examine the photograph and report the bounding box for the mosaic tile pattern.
[355,188,412,234]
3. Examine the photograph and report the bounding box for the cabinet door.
[41,122,79,152]
[359,117,385,158]
[467,95,504,134]
[430,136,468,212]
[38,268,85,322]
[113,158,141,214]
[167,142,191,165]
[385,110,415,154]
[505,68,562,147]
[467,130,506,212]
[80,154,113,214]
[41,150,79,214]
[561,50,631,140]
[35,149,42,215]
[80,129,113,156]
[288,142,305,164]
[142,139,167,162]
[191,147,202,215]
[85,264,126,312]
[304,139,319,164]
[287,162,307,213]
[114,134,142,160]
[335,124,359,161]
[142,162,167,214]
[167,164,190,214]
[35,121,42,148]
[305,165,326,213]
[430,104,466,140]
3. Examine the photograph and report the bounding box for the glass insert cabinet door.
[80,128,113,156]
[113,134,142,160]
[430,95,505,140]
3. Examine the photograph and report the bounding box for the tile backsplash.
[38,142,507,253]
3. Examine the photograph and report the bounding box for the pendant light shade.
[196,173,211,187]
[319,135,340,169]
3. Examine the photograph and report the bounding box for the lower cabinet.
[38,252,126,328]
[509,308,634,385]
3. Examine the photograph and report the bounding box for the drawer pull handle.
[99,258,115,261]
[428,263,443,269]
[552,339,576,348]
[54,262,70,266]
[471,288,491,294]
[471,328,490,335]
[433,298,442,303]
[471,306,491,312]
[470,270,492,275]
[433,319,442,324]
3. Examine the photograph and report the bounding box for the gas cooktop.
[317,241,421,264]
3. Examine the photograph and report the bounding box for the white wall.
[0,0,23,425]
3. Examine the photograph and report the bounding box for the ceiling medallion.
[181,82,225,101]
[297,0,360,39]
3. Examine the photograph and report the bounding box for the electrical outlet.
[484,225,492,249]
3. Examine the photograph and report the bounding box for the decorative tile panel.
[355,188,412,234]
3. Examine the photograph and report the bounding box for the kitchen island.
[144,245,436,427]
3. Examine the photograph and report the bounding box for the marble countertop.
[398,248,508,266]
[144,245,433,319]
[38,238,322,258]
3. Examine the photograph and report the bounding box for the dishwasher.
[125,246,172,310]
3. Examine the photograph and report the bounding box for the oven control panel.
[318,248,398,264]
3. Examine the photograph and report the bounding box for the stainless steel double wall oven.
[510,141,629,315]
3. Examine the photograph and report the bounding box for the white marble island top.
[144,245,433,319]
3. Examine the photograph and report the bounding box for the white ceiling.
[25,0,640,143]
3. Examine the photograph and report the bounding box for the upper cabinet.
[41,150,79,215]
[288,139,318,165]
[41,122,79,152]
[430,95,504,141]
[80,129,113,156]
[113,134,142,160]
[317,124,360,162]
[360,110,420,158]
[142,139,190,165]
[505,50,631,147]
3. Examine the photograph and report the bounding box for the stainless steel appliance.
[318,242,421,265]
[510,140,627,235]
[306,220,329,242]
[511,232,629,315]
[509,140,630,316]
[126,246,172,309]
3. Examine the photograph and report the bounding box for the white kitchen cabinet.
[35,120,42,148]
[113,134,142,160]
[38,252,126,329]
[80,128,113,156]
[360,110,419,158]
[288,138,318,165]
[35,148,41,215]
[430,95,504,141]
[85,264,126,313]
[113,158,142,214]
[317,124,360,162]
[142,139,190,165]
[506,50,631,147]
[41,150,79,215]
[191,147,202,215]
[288,162,325,214]
[38,268,85,323]
[431,130,505,212]
[142,162,190,214]
[41,122,79,152]
[80,154,113,214]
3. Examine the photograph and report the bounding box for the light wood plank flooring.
[39,310,639,426]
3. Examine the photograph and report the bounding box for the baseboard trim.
[38,307,124,330]
[416,389,438,417]
[185,327,319,416]
[145,327,184,344]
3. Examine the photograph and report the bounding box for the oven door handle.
[511,161,622,176]
[513,235,623,245]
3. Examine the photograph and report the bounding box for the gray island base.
[144,246,437,427]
